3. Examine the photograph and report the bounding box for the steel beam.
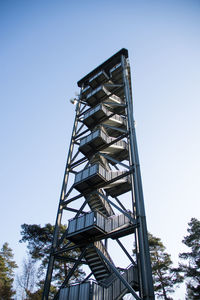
[121,54,154,299]
[42,94,83,300]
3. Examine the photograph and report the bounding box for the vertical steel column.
[121,55,155,300]
[42,96,82,300]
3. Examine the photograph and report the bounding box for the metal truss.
[42,49,155,300]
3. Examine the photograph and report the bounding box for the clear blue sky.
[1,0,200,298]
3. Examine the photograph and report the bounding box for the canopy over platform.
[77,48,128,88]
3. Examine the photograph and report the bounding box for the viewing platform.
[79,128,128,160]
[82,105,127,136]
[66,211,135,243]
[88,70,110,89]
[81,70,110,99]
[82,103,112,129]
[83,85,124,109]
[74,163,131,197]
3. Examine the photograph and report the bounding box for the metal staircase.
[86,189,114,217]
[43,49,155,300]
[83,241,113,281]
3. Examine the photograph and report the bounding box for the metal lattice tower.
[43,49,155,300]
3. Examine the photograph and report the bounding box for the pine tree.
[179,218,200,299]
[0,242,18,299]
[148,233,183,299]
[19,223,85,297]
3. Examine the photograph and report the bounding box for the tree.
[19,223,85,296]
[148,233,183,299]
[0,242,18,299]
[179,218,200,299]
[16,255,37,299]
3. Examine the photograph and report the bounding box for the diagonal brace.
[53,247,87,300]
[96,191,136,224]
[102,124,128,134]
[99,153,130,169]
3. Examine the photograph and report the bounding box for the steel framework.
[42,48,155,300]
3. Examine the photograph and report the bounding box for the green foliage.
[148,233,183,299]
[25,281,56,300]
[20,223,56,267]
[0,243,17,299]
[179,218,200,299]
[19,223,85,294]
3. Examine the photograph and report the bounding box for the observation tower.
[43,49,154,300]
